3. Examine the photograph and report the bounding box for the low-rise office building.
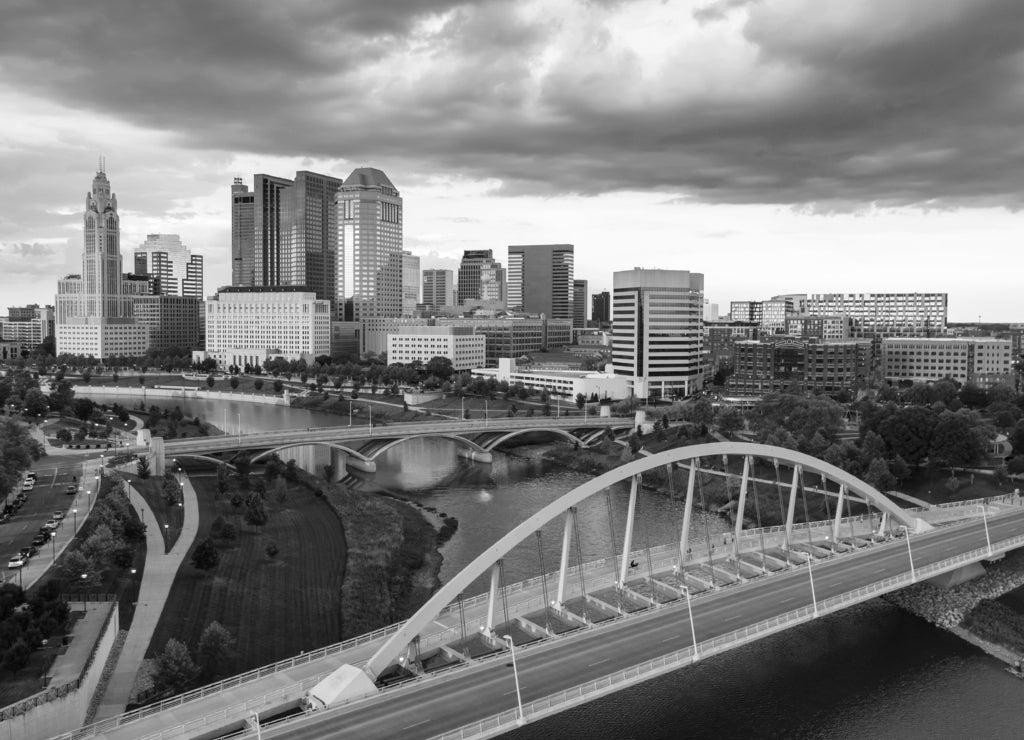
[475,357,630,400]
[203,287,331,369]
[881,337,1013,388]
[387,326,486,371]
[729,337,871,396]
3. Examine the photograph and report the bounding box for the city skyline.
[2,1,1022,320]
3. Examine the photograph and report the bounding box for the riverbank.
[294,470,444,637]
[885,549,1024,665]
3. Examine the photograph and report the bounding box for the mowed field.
[146,474,346,676]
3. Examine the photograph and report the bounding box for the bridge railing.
[432,528,1024,740]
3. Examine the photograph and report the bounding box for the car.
[65,485,77,495]
[52,512,64,521]
[25,472,37,482]
[21,481,33,491]
[19,546,37,559]
[0,514,9,524]
[31,535,46,547]
[7,555,25,569]
[43,519,58,531]
[37,528,52,540]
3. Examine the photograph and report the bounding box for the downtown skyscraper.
[336,167,403,321]
[56,165,148,358]
[507,244,574,319]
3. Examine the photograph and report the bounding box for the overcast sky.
[1,0,1022,322]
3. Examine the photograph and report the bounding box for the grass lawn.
[898,467,1019,506]
[130,476,185,553]
[75,373,286,398]
[144,474,346,681]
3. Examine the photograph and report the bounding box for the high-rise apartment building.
[134,234,204,298]
[56,166,148,358]
[457,250,505,306]
[402,251,420,317]
[1,305,55,345]
[422,269,454,312]
[592,291,611,326]
[336,168,403,321]
[573,279,588,328]
[231,178,255,286]
[252,173,293,288]
[807,293,947,337]
[507,244,574,319]
[612,268,704,399]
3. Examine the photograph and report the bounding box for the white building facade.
[204,287,331,369]
[612,268,704,399]
[387,326,485,371]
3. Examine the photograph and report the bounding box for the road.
[1,455,95,588]
[266,509,1024,739]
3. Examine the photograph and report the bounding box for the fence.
[431,529,1024,740]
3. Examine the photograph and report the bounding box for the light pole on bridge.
[899,525,916,582]
[806,554,819,618]
[681,584,699,660]
[502,634,526,726]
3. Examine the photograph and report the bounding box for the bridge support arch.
[361,441,930,680]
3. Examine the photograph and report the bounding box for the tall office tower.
[422,269,454,312]
[231,178,255,286]
[281,171,344,306]
[402,251,420,317]
[612,268,704,399]
[573,279,588,328]
[335,167,403,321]
[253,173,294,288]
[807,293,948,337]
[56,165,148,358]
[506,244,574,318]
[592,291,611,325]
[457,249,506,306]
[134,234,204,298]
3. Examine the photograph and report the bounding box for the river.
[131,396,1024,738]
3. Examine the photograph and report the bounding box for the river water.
[128,396,1024,738]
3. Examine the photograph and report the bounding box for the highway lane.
[266,510,1024,739]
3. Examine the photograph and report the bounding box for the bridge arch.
[479,427,589,451]
[363,433,490,460]
[364,441,928,678]
[167,453,237,471]
[249,441,372,467]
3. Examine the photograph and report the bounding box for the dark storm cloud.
[3,0,1024,208]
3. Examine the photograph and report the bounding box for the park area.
[139,471,347,697]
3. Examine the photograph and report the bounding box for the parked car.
[21,480,33,491]
[37,528,52,540]
[19,546,37,559]
[52,512,64,521]
[25,472,37,482]
[31,535,46,547]
[0,513,10,524]
[43,519,59,531]
[7,555,25,569]
[65,485,77,495]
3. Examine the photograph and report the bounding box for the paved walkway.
[91,471,201,720]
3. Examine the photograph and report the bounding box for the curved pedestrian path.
[91,472,200,720]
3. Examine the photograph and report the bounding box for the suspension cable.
[750,461,768,570]
[772,459,787,523]
[800,469,814,547]
[498,559,511,631]
[638,474,655,580]
[457,592,467,646]
[605,489,620,584]
[695,456,716,587]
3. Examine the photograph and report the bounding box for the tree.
[229,377,239,390]
[929,410,987,470]
[206,374,216,389]
[864,458,896,491]
[858,430,887,470]
[575,393,586,410]
[686,397,715,426]
[715,407,744,436]
[23,387,49,418]
[152,638,200,697]
[111,371,119,385]
[191,538,220,571]
[244,492,268,526]
[265,542,279,558]
[196,621,235,681]
[273,379,283,394]
[877,405,936,467]
[137,456,151,479]
[253,378,264,392]
[49,380,75,415]
[959,383,989,409]
[3,638,30,677]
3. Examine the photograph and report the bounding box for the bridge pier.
[618,475,640,587]
[457,449,493,464]
[784,465,801,548]
[733,456,752,560]
[831,484,846,542]
[556,509,575,607]
[151,437,165,476]
[677,461,697,567]
[330,448,346,483]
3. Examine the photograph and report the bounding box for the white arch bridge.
[59,442,1024,740]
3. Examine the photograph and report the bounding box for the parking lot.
[1,456,96,587]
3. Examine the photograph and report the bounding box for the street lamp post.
[806,555,820,617]
[682,585,699,660]
[72,508,78,533]
[502,635,526,726]
[250,712,262,740]
[982,499,993,556]
[80,573,87,610]
[51,531,56,563]
[348,400,353,427]
[899,525,917,582]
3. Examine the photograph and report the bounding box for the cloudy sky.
[1,0,1022,321]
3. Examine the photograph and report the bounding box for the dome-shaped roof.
[344,167,396,191]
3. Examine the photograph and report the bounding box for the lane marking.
[780,597,795,604]
[402,719,431,730]
[588,658,609,666]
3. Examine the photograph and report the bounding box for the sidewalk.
[91,471,201,720]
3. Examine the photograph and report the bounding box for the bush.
[265,542,279,558]
[229,493,243,508]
